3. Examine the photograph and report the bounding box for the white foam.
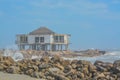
[12,52,24,61]
[64,51,120,63]
[105,51,120,56]
[3,49,24,61]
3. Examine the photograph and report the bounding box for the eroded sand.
[0,72,41,80]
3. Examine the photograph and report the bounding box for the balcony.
[15,40,28,44]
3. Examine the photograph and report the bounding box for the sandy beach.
[0,72,40,80]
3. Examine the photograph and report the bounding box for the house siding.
[28,35,51,44]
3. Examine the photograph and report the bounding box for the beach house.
[16,27,70,51]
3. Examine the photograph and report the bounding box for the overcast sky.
[0,0,120,50]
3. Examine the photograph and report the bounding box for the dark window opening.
[35,37,39,43]
[40,37,44,43]
[60,36,64,43]
[20,36,28,43]
[54,36,59,42]
[54,36,64,43]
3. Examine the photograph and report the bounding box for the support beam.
[65,44,68,51]
[50,44,52,51]
[58,44,60,51]
[60,44,62,51]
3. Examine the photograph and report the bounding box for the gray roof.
[29,27,55,35]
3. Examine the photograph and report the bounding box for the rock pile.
[0,55,120,80]
[74,49,106,57]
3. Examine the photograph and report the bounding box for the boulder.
[4,56,14,63]
[0,63,7,71]
[0,56,3,61]
[32,65,38,71]
[94,60,104,66]
[62,60,71,67]
[25,69,34,75]
[54,63,64,71]
[40,56,49,62]
[38,63,50,70]
[31,72,40,78]
[51,55,63,64]
[64,65,72,73]
[113,60,120,73]
[88,64,96,72]
[49,71,69,80]
[77,60,91,65]
[96,65,107,72]
[6,66,20,74]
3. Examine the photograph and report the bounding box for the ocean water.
[3,49,120,63]
[63,51,120,63]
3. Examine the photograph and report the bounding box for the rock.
[77,60,91,65]
[113,60,120,73]
[51,55,63,64]
[92,72,106,79]
[6,66,20,74]
[110,74,117,79]
[0,56,3,61]
[38,63,50,70]
[54,63,64,71]
[77,72,85,79]
[103,72,111,76]
[83,67,89,74]
[114,60,120,66]
[95,61,113,72]
[88,64,96,72]
[62,60,71,67]
[0,56,119,79]
[39,72,45,78]
[31,72,40,78]
[25,69,34,75]
[98,73,105,78]
[0,64,7,71]
[64,65,72,73]
[55,74,69,80]
[46,76,54,80]
[5,56,15,63]
[94,60,104,66]
[71,63,76,69]
[117,73,120,78]
[49,71,69,80]
[65,69,76,77]
[40,56,49,62]
[32,65,38,71]
[49,68,60,73]
[96,65,107,72]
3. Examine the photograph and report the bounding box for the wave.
[3,49,120,63]
[105,51,120,56]
[3,49,24,61]
[64,51,120,63]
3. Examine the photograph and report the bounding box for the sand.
[0,72,41,80]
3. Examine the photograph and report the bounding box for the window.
[60,36,64,43]
[20,36,23,42]
[35,37,39,43]
[54,36,64,43]
[20,36,28,43]
[54,36,59,42]
[40,37,44,43]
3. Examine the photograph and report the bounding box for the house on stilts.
[16,27,70,51]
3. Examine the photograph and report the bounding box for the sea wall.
[0,55,120,80]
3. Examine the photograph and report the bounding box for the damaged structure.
[16,27,70,51]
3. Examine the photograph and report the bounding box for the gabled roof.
[29,27,55,35]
